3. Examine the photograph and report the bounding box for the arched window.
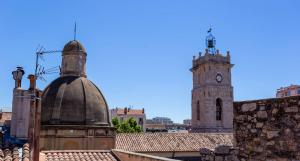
[197,101,200,121]
[216,98,222,121]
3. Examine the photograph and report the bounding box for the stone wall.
[199,145,238,161]
[234,96,300,161]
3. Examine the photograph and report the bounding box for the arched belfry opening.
[216,98,222,121]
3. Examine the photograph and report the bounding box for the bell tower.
[191,28,234,133]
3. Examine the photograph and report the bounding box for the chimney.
[124,107,128,115]
[12,67,25,89]
[28,74,36,90]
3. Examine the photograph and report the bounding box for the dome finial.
[73,21,77,41]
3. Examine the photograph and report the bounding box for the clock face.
[216,74,223,83]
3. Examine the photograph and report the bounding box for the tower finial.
[74,22,77,40]
[205,27,216,54]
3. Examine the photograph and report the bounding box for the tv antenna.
[34,45,61,83]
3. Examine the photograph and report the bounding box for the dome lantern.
[61,40,87,77]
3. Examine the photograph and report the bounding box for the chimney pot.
[12,67,25,88]
[28,74,36,90]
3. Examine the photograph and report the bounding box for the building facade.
[110,107,146,131]
[276,85,300,98]
[191,30,234,132]
[147,117,173,125]
[183,119,191,126]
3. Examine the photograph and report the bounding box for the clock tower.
[191,29,233,132]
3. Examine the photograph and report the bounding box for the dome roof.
[62,40,86,53]
[41,76,110,126]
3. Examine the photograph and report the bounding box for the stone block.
[199,148,213,155]
[294,114,300,120]
[259,105,266,111]
[250,129,257,133]
[272,108,278,114]
[266,130,280,139]
[256,122,264,128]
[235,115,247,122]
[266,141,275,146]
[215,145,231,155]
[215,156,224,161]
[257,111,268,119]
[241,103,257,112]
[284,106,298,113]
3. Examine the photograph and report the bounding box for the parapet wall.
[234,96,300,160]
[112,149,179,161]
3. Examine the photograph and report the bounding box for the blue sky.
[0,1,299,123]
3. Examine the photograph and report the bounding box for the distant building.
[0,111,12,147]
[276,85,300,98]
[110,107,146,131]
[148,117,173,125]
[145,117,189,133]
[183,119,191,126]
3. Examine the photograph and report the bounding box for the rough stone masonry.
[234,96,300,161]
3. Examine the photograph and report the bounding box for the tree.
[112,117,142,133]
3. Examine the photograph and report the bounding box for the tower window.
[197,101,200,121]
[216,98,222,121]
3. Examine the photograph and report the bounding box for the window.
[298,90,300,95]
[287,91,291,96]
[197,101,200,121]
[216,98,222,121]
[139,118,143,125]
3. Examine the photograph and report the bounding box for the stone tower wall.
[234,96,300,160]
[191,51,233,132]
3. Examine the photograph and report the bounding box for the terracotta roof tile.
[115,108,144,115]
[116,133,233,152]
[0,143,30,161]
[41,150,118,161]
